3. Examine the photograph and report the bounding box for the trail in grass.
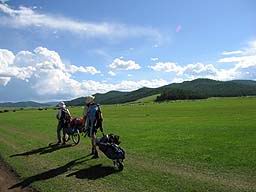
[0,161,33,192]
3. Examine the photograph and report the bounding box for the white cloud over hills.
[149,40,256,81]
[0,47,100,98]
[0,47,167,101]
[149,62,218,79]
[1,31,256,102]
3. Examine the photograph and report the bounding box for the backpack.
[61,108,71,122]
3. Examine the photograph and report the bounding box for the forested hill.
[65,79,256,105]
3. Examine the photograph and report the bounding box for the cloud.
[148,41,256,81]
[109,58,141,70]
[0,76,10,86]
[0,0,9,3]
[149,62,183,74]
[0,48,15,68]
[0,3,162,41]
[218,41,256,80]
[222,50,243,55]
[0,47,169,101]
[150,62,218,80]
[0,47,100,97]
[108,71,116,76]
[150,57,159,61]
[80,79,168,93]
[182,63,218,77]
[66,65,100,75]
[0,48,36,81]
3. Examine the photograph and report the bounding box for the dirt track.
[0,160,36,192]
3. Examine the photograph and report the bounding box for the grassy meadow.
[0,97,255,192]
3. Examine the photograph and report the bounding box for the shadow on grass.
[9,156,90,189]
[66,164,118,180]
[10,143,74,157]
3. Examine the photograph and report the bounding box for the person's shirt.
[87,103,102,121]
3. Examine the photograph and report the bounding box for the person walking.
[56,101,71,145]
[83,96,103,158]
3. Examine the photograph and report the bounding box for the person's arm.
[83,105,88,117]
[97,105,104,133]
[83,105,88,126]
[56,110,61,120]
[97,105,103,120]
[66,108,71,117]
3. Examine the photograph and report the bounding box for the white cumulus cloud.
[0,47,169,101]
[182,63,218,77]
[149,62,183,74]
[150,41,256,81]
[150,57,159,61]
[109,58,141,70]
[66,65,100,75]
[218,41,256,80]
[80,79,168,93]
[0,48,15,68]
[108,71,116,76]
[0,47,100,97]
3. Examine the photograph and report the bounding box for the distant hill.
[65,79,256,105]
[0,101,56,108]
[2,79,255,107]
[65,87,160,106]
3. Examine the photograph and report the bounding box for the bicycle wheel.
[71,130,80,145]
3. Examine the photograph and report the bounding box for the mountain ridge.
[66,78,256,106]
[1,78,256,107]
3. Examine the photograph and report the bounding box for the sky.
[0,0,256,102]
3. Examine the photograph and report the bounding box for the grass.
[0,97,256,191]
[129,94,160,104]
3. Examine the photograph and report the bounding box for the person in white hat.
[83,95,95,123]
[56,101,71,145]
[83,95,103,158]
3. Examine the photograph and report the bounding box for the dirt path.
[0,160,36,192]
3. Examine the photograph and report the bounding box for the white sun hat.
[85,95,95,104]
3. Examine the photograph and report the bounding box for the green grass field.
[0,97,256,192]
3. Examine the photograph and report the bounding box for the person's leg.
[91,130,98,158]
[62,125,67,144]
[62,122,69,144]
[57,122,62,144]
[91,138,98,158]
[88,120,94,154]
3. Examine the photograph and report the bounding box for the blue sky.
[0,0,256,102]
